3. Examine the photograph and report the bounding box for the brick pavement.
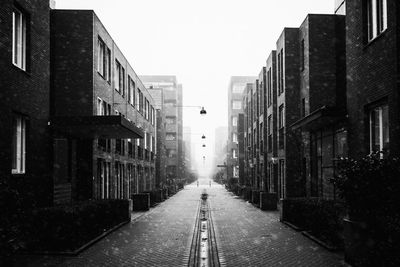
[207,183,348,267]
[15,185,204,267]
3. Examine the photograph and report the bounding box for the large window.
[367,0,387,41]
[12,114,26,174]
[232,100,242,110]
[12,7,26,70]
[369,103,389,153]
[300,39,305,71]
[232,83,246,94]
[267,68,272,107]
[115,60,125,96]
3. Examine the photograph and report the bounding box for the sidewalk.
[15,185,203,267]
[207,184,348,267]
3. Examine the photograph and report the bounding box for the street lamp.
[200,107,207,115]
[202,134,206,139]
[202,144,206,147]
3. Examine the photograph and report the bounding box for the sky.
[55,0,334,176]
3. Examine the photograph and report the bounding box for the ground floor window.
[12,113,26,174]
[278,159,285,199]
[369,103,389,154]
[310,128,347,199]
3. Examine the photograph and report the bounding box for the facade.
[148,87,166,188]
[51,10,156,204]
[345,0,400,159]
[291,14,346,199]
[227,76,256,183]
[275,28,302,199]
[141,76,184,185]
[265,51,278,196]
[0,0,52,206]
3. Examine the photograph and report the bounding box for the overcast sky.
[56,0,333,176]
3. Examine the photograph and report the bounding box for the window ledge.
[364,29,387,50]
[12,63,30,76]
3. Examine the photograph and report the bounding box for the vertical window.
[232,116,238,127]
[301,98,306,117]
[232,133,238,144]
[267,68,272,107]
[277,53,281,95]
[106,48,111,82]
[115,60,121,92]
[97,38,105,75]
[146,100,150,120]
[151,107,155,125]
[279,49,284,94]
[232,101,242,110]
[12,7,26,70]
[12,114,26,174]
[300,39,305,71]
[128,77,135,105]
[369,103,389,153]
[97,98,103,115]
[120,67,125,97]
[279,159,285,198]
[278,104,284,128]
[367,0,387,41]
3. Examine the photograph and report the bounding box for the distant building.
[213,126,228,176]
[141,76,184,185]
[227,76,256,183]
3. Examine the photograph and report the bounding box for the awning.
[50,115,144,139]
[290,106,346,131]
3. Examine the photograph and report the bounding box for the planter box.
[131,193,150,211]
[260,192,277,210]
[251,190,260,205]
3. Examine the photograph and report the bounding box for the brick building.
[345,0,400,159]
[290,14,346,199]
[141,76,184,187]
[265,51,278,196]
[275,28,302,199]
[227,76,256,184]
[51,10,156,204]
[0,0,52,206]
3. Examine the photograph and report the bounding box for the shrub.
[22,199,130,252]
[282,198,345,247]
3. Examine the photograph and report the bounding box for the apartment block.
[227,76,256,183]
[276,28,302,199]
[0,0,52,206]
[346,0,400,159]
[51,10,156,204]
[290,14,346,199]
[265,51,278,195]
[141,76,184,186]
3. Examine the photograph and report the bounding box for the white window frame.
[367,0,387,41]
[232,116,238,127]
[12,114,26,174]
[232,101,242,110]
[369,103,389,154]
[12,7,26,70]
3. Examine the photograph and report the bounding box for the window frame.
[12,7,26,70]
[12,113,27,174]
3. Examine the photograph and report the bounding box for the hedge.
[281,198,345,247]
[22,199,130,252]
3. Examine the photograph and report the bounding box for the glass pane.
[382,104,389,152]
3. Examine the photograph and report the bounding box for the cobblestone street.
[16,182,348,266]
[207,184,347,267]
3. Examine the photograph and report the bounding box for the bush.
[331,153,400,264]
[22,199,130,252]
[282,198,345,247]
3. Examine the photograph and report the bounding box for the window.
[166,133,176,141]
[267,68,272,107]
[145,99,150,120]
[115,60,125,96]
[128,77,135,105]
[367,0,387,41]
[232,133,238,144]
[166,116,176,124]
[12,114,26,174]
[232,116,238,127]
[301,98,306,117]
[232,100,242,110]
[278,49,284,95]
[144,98,148,119]
[232,83,246,94]
[369,103,389,153]
[300,39,305,71]
[278,104,284,128]
[12,7,26,70]
[97,38,111,81]
[232,149,237,159]
[151,107,155,125]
